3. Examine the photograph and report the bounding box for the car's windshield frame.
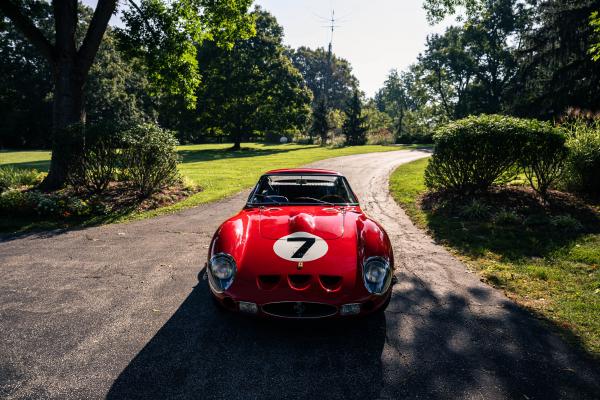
[246,173,359,206]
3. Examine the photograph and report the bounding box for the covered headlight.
[362,256,392,295]
[208,253,236,292]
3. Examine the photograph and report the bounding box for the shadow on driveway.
[107,273,600,399]
[107,281,386,399]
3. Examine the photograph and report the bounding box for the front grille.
[262,302,338,318]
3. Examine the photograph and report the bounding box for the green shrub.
[562,120,600,195]
[549,215,583,232]
[0,190,32,215]
[459,199,492,220]
[523,214,549,227]
[493,209,521,225]
[122,123,180,197]
[0,189,94,218]
[0,166,43,192]
[520,122,568,198]
[424,115,535,192]
[67,125,122,194]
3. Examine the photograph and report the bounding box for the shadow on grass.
[178,144,315,164]
[2,144,313,170]
[421,187,600,262]
[2,160,51,172]
[104,274,600,399]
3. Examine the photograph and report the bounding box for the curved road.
[1,150,599,399]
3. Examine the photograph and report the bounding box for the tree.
[311,97,330,145]
[0,1,53,148]
[0,3,154,149]
[116,0,254,109]
[362,102,393,134]
[375,69,420,137]
[510,0,600,118]
[343,91,367,146]
[0,0,117,188]
[85,29,154,133]
[423,0,600,119]
[0,0,254,189]
[419,0,523,119]
[289,46,359,111]
[195,7,312,149]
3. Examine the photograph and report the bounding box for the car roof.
[264,168,342,176]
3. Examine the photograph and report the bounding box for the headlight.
[208,253,236,292]
[362,256,392,295]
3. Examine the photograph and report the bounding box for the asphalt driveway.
[1,149,599,399]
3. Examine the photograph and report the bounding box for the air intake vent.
[258,275,280,290]
[319,275,342,291]
[288,275,311,290]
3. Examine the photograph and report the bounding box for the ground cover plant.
[390,145,600,356]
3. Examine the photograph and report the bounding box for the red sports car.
[205,168,394,318]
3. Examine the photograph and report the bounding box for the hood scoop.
[259,207,344,240]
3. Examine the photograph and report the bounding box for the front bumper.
[211,290,391,318]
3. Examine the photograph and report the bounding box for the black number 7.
[287,237,316,258]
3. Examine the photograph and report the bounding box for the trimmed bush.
[121,123,180,197]
[520,122,568,198]
[67,125,122,194]
[563,120,600,196]
[425,115,530,192]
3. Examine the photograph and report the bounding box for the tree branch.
[77,0,117,75]
[127,0,160,37]
[0,0,55,64]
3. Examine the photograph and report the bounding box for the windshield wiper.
[250,194,289,204]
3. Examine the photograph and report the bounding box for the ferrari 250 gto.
[205,168,394,318]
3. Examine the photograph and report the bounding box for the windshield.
[248,174,358,205]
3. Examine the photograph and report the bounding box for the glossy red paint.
[206,170,394,318]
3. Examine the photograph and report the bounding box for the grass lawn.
[390,157,600,356]
[0,143,402,230]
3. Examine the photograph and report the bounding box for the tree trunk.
[230,129,242,150]
[40,0,83,190]
[42,61,86,190]
[396,107,404,141]
[231,140,241,150]
[320,131,328,146]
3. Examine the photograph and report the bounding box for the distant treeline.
[1,0,599,149]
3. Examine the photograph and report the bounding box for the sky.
[254,0,452,97]
[84,0,453,97]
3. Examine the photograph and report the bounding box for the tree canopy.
[288,46,359,111]
[0,0,255,188]
[194,7,312,148]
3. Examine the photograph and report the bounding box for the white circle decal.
[273,231,328,262]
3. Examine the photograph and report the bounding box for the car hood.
[259,206,344,240]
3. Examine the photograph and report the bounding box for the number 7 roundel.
[273,231,328,262]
